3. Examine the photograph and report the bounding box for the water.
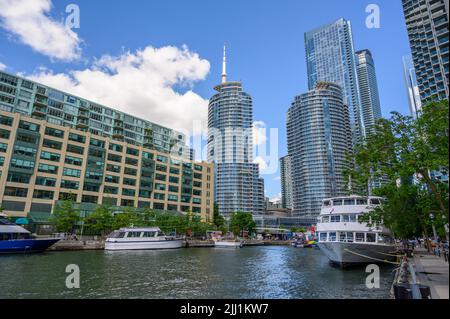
[0,246,394,299]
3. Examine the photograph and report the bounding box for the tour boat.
[213,239,243,248]
[104,227,184,250]
[0,214,59,254]
[316,196,397,267]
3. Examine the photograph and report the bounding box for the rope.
[375,251,405,257]
[343,248,401,265]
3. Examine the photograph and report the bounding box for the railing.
[392,256,431,299]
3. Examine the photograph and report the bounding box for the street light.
[429,213,438,240]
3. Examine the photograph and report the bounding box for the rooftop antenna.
[221,44,227,84]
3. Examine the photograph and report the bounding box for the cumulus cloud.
[28,45,210,134]
[253,120,267,146]
[0,0,82,61]
[270,193,282,203]
[0,62,6,71]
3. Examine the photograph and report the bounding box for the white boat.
[105,227,184,250]
[213,239,243,248]
[316,195,397,267]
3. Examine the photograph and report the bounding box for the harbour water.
[0,246,394,299]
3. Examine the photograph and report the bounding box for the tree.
[84,204,115,236]
[229,211,256,236]
[346,100,449,238]
[51,199,80,234]
[112,207,141,230]
[212,204,226,230]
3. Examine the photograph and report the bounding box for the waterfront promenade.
[413,247,449,299]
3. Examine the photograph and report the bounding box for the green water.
[0,246,394,299]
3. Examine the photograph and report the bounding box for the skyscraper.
[280,155,292,209]
[402,0,449,104]
[305,18,365,143]
[287,82,352,217]
[207,47,264,217]
[402,55,423,118]
[355,50,382,135]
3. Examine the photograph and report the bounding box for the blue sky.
[0,0,412,200]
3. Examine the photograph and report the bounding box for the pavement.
[413,247,449,299]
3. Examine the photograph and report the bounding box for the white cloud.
[28,45,210,134]
[253,120,267,146]
[270,193,282,203]
[0,62,6,71]
[0,0,82,61]
[273,176,281,181]
[254,156,268,171]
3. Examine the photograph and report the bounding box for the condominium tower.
[287,82,352,217]
[355,49,382,135]
[207,47,265,216]
[402,0,449,104]
[280,155,292,210]
[305,18,365,143]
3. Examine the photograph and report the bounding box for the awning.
[28,212,53,224]
[15,217,29,225]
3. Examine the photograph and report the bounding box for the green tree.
[212,204,226,230]
[346,100,449,237]
[229,211,256,236]
[51,199,80,234]
[84,204,115,236]
[112,207,141,230]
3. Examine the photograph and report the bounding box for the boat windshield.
[0,217,15,225]
[109,231,126,238]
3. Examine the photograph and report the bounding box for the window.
[109,143,123,152]
[67,144,84,155]
[108,153,122,163]
[0,142,7,153]
[0,115,14,126]
[125,157,138,166]
[7,173,30,184]
[38,163,58,174]
[43,139,62,150]
[65,155,83,166]
[90,138,105,148]
[193,173,202,179]
[328,232,337,241]
[169,176,179,184]
[0,128,10,139]
[168,185,179,193]
[155,174,166,181]
[59,193,77,201]
[319,233,327,242]
[355,233,365,243]
[63,168,81,178]
[85,171,103,181]
[344,199,355,205]
[153,203,164,210]
[16,133,38,144]
[356,199,367,205]
[332,199,343,206]
[61,180,79,190]
[11,158,35,170]
[194,164,202,171]
[4,187,28,197]
[330,215,341,223]
[168,194,178,202]
[143,152,153,159]
[105,175,120,184]
[170,167,180,175]
[19,121,40,132]
[40,151,60,162]
[124,167,137,176]
[84,183,100,192]
[13,145,37,157]
[126,147,139,156]
[82,195,98,204]
[323,200,331,207]
[366,233,376,243]
[104,186,118,195]
[154,193,165,200]
[122,188,135,197]
[45,127,65,139]
[106,164,121,173]
[123,178,136,186]
[121,199,134,207]
[155,183,166,191]
[139,190,151,198]
[68,133,86,143]
[192,198,201,204]
[156,155,167,163]
[156,164,167,172]
[370,198,381,205]
[33,190,54,200]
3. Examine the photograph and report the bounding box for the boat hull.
[105,239,184,250]
[214,241,243,248]
[0,238,60,254]
[317,242,397,267]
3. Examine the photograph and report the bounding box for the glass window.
[366,233,376,243]
[356,199,367,205]
[61,180,79,190]
[38,163,58,174]
[68,133,86,143]
[330,215,341,223]
[0,115,14,126]
[321,216,329,223]
[344,199,355,205]
[319,233,327,242]
[109,143,123,152]
[63,168,81,178]
[355,233,365,242]
[332,199,343,206]
[65,156,83,166]
[43,139,62,150]
[40,151,60,162]
[370,198,381,205]
[328,232,337,241]
[45,127,65,139]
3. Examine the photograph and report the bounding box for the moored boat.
[105,227,184,250]
[316,196,397,267]
[0,214,59,254]
[214,239,243,248]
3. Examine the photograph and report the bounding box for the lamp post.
[429,213,438,240]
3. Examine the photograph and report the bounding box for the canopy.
[15,218,29,225]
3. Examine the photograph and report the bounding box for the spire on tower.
[221,44,227,84]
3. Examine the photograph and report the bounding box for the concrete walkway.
[413,247,449,299]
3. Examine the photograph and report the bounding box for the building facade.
[305,18,365,144]
[402,0,449,104]
[0,71,191,159]
[207,47,264,217]
[403,55,423,118]
[355,49,382,135]
[287,82,352,217]
[280,155,292,209]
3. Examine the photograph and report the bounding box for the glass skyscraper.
[402,0,449,104]
[355,50,382,135]
[403,55,423,118]
[305,18,365,143]
[287,82,352,217]
[207,47,264,216]
[280,155,292,210]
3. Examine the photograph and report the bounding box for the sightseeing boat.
[104,227,184,250]
[316,196,397,267]
[0,214,59,254]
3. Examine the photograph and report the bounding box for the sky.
[0,0,413,201]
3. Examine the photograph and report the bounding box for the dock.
[413,247,449,299]
[47,240,105,251]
